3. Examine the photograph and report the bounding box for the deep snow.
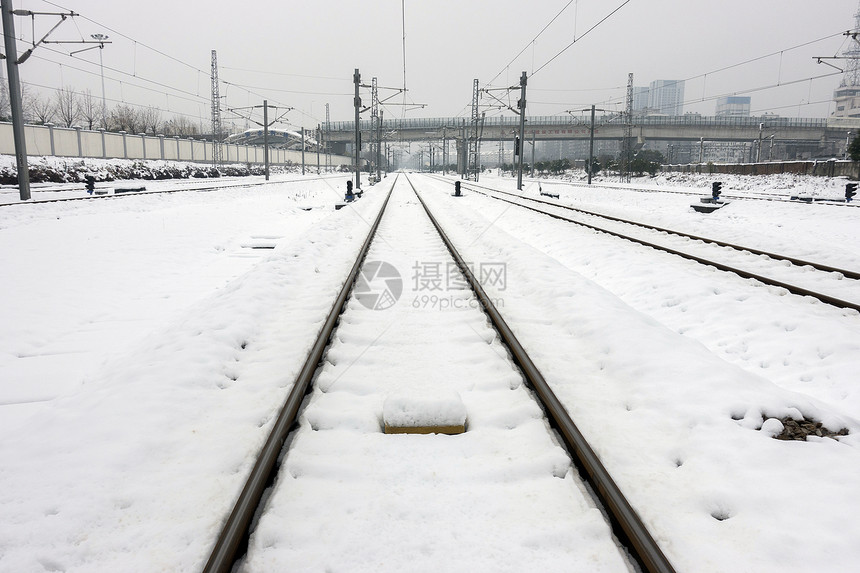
[0,166,858,572]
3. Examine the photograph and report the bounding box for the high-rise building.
[632,87,650,113]
[648,80,685,116]
[716,96,751,117]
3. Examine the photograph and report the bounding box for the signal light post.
[712,181,723,201]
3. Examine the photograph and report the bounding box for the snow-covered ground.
[0,167,858,571]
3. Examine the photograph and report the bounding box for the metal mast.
[622,72,634,183]
[516,71,527,190]
[841,4,860,87]
[468,79,480,180]
[371,77,379,180]
[210,50,223,166]
[2,0,30,200]
[353,68,361,189]
[325,103,332,172]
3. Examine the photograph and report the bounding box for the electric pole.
[516,71,527,190]
[377,110,383,183]
[530,130,535,177]
[211,50,223,167]
[469,79,479,180]
[354,68,361,190]
[623,72,633,183]
[2,0,30,200]
[263,100,269,180]
[588,105,596,184]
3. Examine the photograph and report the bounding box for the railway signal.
[712,181,723,200]
[846,182,857,202]
[454,181,462,197]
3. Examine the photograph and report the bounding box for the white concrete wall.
[0,121,352,166]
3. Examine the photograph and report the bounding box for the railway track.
[0,174,344,207]
[446,178,860,313]
[528,177,860,207]
[203,174,676,572]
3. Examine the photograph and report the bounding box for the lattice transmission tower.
[468,79,480,181]
[621,72,634,183]
[841,4,860,87]
[210,50,223,166]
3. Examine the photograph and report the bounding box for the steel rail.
[404,174,677,573]
[528,178,860,207]
[465,181,860,280]
[202,178,396,573]
[0,174,344,207]
[455,181,860,312]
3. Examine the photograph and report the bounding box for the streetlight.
[91,33,108,128]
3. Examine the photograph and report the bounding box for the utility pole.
[354,68,361,190]
[623,72,634,183]
[756,123,763,163]
[377,110,383,183]
[316,124,321,174]
[516,71,527,190]
[588,104,596,185]
[370,76,378,180]
[211,50,223,168]
[469,79,480,180]
[301,126,305,175]
[90,33,108,128]
[325,103,332,172]
[2,0,30,200]
[263,100,269,180]
[530,130,536,177]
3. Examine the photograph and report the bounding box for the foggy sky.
[7,0,859,132]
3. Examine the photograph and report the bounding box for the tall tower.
[210,49,223,165]
[468,79,480,180]
[842,5,860,88]
[832,3,860,117]
[621,72,634,183]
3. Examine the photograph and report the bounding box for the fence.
[0,121,352,167]
[662,159,858,178]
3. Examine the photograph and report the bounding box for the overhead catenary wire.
[8,1,301,128]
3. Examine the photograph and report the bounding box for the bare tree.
[108,104,141,133]
[163,115,200,137]
[27,92,55,125]
[54,86,80,127]
[139,106,162,134]
[78,88,101,130]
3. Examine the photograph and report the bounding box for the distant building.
[632,87,650,113]
[647,79,685,116]
[833,85,860,118]
[715,96,751,117]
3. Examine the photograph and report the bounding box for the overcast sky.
[6,0,860,132]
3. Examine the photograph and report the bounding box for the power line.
[532,0,633,78]
[39,0,208,77]
[486,0,576,87]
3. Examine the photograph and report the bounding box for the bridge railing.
[328,115,832,133]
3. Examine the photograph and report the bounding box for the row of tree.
[0,84,210,137]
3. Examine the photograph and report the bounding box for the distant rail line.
[529,177,860,207]
[445,177,860,313]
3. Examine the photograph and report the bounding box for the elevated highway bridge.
[326,115,860,158]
